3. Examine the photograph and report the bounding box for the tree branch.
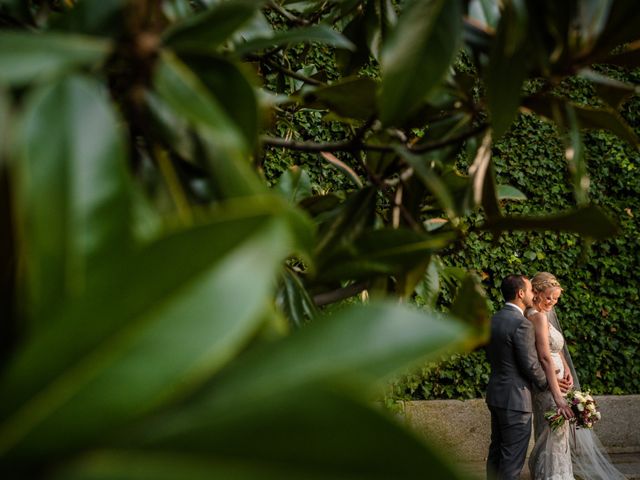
[260,123,488,154]
[313,281,369,306]
[261,136,355,151]
[409,123,488,153]
[265,0,309,26]
[263,57,325,86]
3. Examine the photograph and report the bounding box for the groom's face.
[521,278,534,307]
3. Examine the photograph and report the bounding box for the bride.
[526,272,626,480]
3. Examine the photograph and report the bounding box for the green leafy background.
[389,91,640,401]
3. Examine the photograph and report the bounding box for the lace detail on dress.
[527,309,575,480]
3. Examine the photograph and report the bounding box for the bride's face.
[535,287,562,312]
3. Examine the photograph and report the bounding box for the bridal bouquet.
[544,389,601,431]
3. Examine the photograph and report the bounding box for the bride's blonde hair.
[531,272,563,293]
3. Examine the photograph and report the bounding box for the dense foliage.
[389,108,640,401]
[1,0,639,478]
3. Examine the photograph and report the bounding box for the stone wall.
[402,395,640,462]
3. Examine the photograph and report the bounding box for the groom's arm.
[513,320,548,391]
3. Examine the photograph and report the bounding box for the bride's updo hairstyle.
[531,272,563,295]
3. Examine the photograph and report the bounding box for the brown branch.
[266,0,309,26]
[409,123,488,153]
[261,136,354,151]
[261,123,488,154]
[313,281,369,306]
[263,57,325,86]
[362,162,422,232]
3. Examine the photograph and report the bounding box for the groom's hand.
[558,378,572,393]
[563,370,573,388]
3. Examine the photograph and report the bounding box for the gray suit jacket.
[486,305,548,412]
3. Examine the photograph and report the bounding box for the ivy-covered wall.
[390,103,640,400]
[261,41,640,400]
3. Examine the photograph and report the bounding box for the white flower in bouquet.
[546,389,602,431]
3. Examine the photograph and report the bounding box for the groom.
[485,275,549,480]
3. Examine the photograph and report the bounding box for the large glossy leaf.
[481,204,619,240]
[317,228,457,281]
[379,0,462,126]
[144,91,195,161]
[233,25,355,56]
[180,53,259,150]
[415,256,443,307]
[450,273,491,343]
[563,104,589,205]
[16,76,132,324]
[497,184,527,201]
[590,0,640,59]
[154,51,246,152]
[273,166,313,204]
[154,51,264,198]
[573,104,639,148]
[399,148,458,220]
[302,77,377,120]
[579,68,639,109]
[573,0,613,54]
[485,3,528,139]
[49,0,127,37]
[315,186,377,256]
[276,267,318,328]
[0,87,8,157]
[0,197,309,462]
[0,91,14,361]
[335,1,378,75]
[55,388,466,480]
[0,0,32,24]
[522,96,639,148]
[0,32,111,86]
[466,131,501,222]
[163,0,263,52]
[468,0,500,29]
[130,302,469,445]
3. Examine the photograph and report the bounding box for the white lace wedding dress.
[528,309,574,480]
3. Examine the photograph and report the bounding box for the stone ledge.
[402,395,640,463]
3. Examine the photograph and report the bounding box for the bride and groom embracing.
[485,273,626,480]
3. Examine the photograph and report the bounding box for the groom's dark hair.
[501,274,528,301]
